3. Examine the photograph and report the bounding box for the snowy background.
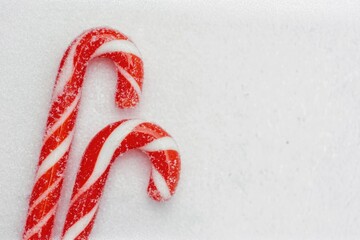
[1,1,360,239]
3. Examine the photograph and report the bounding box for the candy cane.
[62,119,181,239]
[23,28,144,240]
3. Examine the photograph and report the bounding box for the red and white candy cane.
[62,119,181,239]
[24,28,144,240]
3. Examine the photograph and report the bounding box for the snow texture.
[1,1,360,239]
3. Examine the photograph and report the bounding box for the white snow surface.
[1,1,360,239]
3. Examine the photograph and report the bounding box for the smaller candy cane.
[62,119,181,239]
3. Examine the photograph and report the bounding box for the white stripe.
[36,131,73,181]
[92,39,141,58]
[73,120,144,203]
[53,30,91,99]
[140,137,178,152]
[53,40,78,99]
[116,64,142,98]
[23,204,57,240]
[45,94,80,140]
[62,204,99,240]
[152,166,171,200]
[28,177,62,214]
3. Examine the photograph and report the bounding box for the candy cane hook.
[62,119,181,239]
[23,28,144,240]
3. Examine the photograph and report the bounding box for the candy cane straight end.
[62,119,181,239]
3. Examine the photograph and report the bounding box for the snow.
[1,0,360,239]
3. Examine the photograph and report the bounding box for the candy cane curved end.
[24,28,144,240]
[62,119,181,239]
[53,27,144,110]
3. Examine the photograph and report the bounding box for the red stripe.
[135,122,169,139]
[149,150,181,194]
[74,121,123,191]
[46,84,79,131]
[115,72,140,108]
[99,53,144,109]
[27,215,54,240]
[30,152,67,205]
[63,169,109,233]
[122,54,144,86]
[73,27,127,68]
[25,178,63,230]
[99,52,144,84]
[54,42,73,87]
[147,177,162,201]
[112,126,155,157]
[40,107,77,165]
[75,212,97,240]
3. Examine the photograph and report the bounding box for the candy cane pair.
[23,28,181,239]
